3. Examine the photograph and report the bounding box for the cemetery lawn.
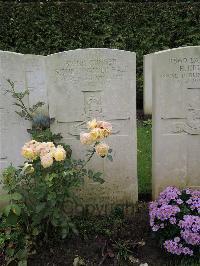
[137,117,152,198]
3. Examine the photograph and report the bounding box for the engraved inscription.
[55,58,127,83]
[160,56,200,83]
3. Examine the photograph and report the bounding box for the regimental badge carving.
[64,91,129,137]
[185,88,200,134]
[83,91,103,119]
[163,88,200,135]
[186,109,200,134]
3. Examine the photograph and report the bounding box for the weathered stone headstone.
[24,55,48,114]
[152,46,200,199]
[0,51,30,169]
[144,49,171,115]
[0,51,48,170]
[144,53,153,115]
[47,49,137,215]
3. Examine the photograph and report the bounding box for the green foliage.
[0,146,105,264]
[0,217,30,266]
[113,240,133,262]
[137,121,152,194]
[1,2,200,107]
[28,128,63,143]
[5,79,45,121]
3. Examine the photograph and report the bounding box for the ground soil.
[28,203,198,266]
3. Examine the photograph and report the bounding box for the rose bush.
[0,119,113,265]
[149,186,200,257]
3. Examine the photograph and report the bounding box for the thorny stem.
[7,79,33,121]
[79,143,96,171]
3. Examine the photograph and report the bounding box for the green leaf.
[14,102,23,108]
[88,169,93,178]
[36,202,46,213]
[16,249,28,260]
[68,222,78,235]
[12,192,22,201]
[4,205,11,216]
[6,212,19,225]
[0,194,10,201]
[32,228,40,236]
[11,204,21,216]
[61,227,69,239]
[107,155,113,162]
[6,247,15,257]
[18,260,27,266]
[92,172,104,184]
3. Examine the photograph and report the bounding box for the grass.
[137,119,152,196]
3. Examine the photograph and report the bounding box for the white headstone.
[152,46,200,199]
[0,51,30,169]
[143,54,153,115]
[0,51,48,170]
[144,49,171,115]
[24,55,48,114]
[47,49,137,215]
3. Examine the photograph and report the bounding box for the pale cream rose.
[40,153,53,168]
[87,119,97,129]
[95,143,109,157]
[27,140,40,156]
[80,132,94,145]
[46,142,55,148]
[97,121,112,131]
[37,142,55,157]
[54,145,66,161]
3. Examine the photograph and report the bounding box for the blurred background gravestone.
[152,46,200,198]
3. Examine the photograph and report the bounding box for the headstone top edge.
[0,49,136,58]
[46,48,136,57]
[0,50,46,58]
[144,46,200,57]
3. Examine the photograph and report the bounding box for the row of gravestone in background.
[0,48,200,215]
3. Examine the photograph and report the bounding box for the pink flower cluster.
[149,186,200,256]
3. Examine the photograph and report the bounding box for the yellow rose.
[21,140,40,160]
[102,128,111,138]
[40,153,53,168]
[95,143,109,157]
[54,145,66,161]
[90,128,104,141]
[87,119,97,129]
[21,147,37,160]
